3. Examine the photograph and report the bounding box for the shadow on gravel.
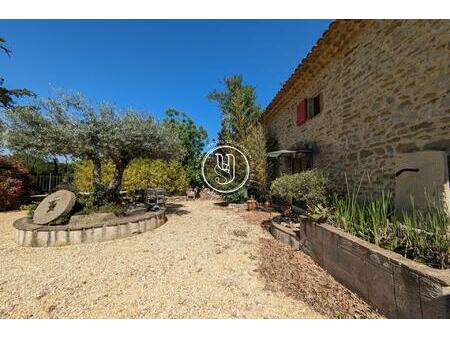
[257,236,382,319]
[165,203,190,216]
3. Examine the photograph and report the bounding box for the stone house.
[260,20,449,208]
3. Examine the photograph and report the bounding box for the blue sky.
[0,19,331,140]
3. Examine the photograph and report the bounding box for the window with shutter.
[313,94,321,116]
[307,98,315,118]
[305,94,322,119]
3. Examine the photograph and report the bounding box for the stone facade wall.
[263,20,449,195]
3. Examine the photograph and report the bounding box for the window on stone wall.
[314,94,321,116]
[296,94,321,126]
[307,94,321,118]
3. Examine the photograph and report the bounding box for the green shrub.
[74,158,188,195]
[222,189,247,203]
[269,170,328,208]
[97,202,126,216]
[75,190,125,216]
[307,203,332,223]
[19,201,39,216]
[74,160,115,192]
[123,158,188,195]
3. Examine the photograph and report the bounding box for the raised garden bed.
[13,209,166,247]
[267,217,450,318]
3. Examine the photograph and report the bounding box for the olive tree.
[5,92,183,202]
[101,109,183,200]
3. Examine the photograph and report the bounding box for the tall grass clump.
[332,174,449,269]
[401,195,449,268]
[333,174,395,247]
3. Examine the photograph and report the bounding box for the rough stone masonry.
[261,20,449,196]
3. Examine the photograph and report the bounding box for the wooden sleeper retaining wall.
[268,218,450,318]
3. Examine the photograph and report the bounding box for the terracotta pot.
[247,198,257,211]
[282,205,292,216]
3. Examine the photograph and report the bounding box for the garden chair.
[155,188,166,206]
[132,189,146,203]
[186,187,196,199]
[146,189,157,205]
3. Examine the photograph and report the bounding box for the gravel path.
[0,200,379,318]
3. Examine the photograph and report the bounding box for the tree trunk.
[105,160,127,202]
[92,157,102,190]
[52,157,59,175]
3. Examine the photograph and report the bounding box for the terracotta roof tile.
[261,19,371,122]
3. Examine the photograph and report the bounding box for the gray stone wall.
[263,20,450,195]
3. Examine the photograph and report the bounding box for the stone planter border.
[268,218,450,318]
[13,210,167,247]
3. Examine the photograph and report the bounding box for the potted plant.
[269,170,329,217]
[247,195,257,211]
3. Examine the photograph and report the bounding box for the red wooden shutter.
[296,99,307,126]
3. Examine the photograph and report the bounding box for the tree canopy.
[0,37,34,151]
[163,108,208,187]
[208,74,261,143]
[5,92,183,201]
[209,75,268,199]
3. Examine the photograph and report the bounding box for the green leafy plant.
[307,203,332,223]
[241,123,269,200]
[222,189,247,203]
[208,74,261,143]
[269,170,329,208]
[163,108,208,188]
[19,201,39,216]
[97,202,126,216]
[74,158,188,196]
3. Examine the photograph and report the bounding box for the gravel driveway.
[0,200,379,318]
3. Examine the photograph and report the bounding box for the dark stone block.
[424,139,450,151]
[396,142,419,153]
[359,149,373,159]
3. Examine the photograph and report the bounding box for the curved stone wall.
[13,210,166,247]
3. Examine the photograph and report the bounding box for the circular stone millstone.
[33,190,76,225]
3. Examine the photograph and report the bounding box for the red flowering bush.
[0,156,33,211]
